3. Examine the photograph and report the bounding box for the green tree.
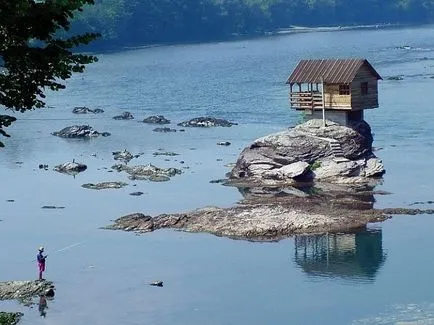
[0,0,99,147]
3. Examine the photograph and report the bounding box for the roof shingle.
[286,59,382,84]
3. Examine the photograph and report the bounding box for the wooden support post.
[321,78,326,127]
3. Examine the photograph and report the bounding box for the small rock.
[387,75,404,81]
[149,281,163,287]
[72,106,103,114]
[44,288,55,298]
[210,179,226,184]
[217,141,231,146]
[54,161,87,175]
[82,182,128,190]
[153,151,179,156]
[129,191,144,196]
[113,112,134,120]
[142,115,171,124]
[153,127,177,133]
[112,150,134,163]
[52,125,110,138]
[178,117,237,128]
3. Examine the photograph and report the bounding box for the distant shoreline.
[86,22,423,54]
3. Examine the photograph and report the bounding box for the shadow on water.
[293,227,387,282]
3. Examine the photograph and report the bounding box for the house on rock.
[286,58,382,126]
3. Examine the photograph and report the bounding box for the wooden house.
[286,59,382,125]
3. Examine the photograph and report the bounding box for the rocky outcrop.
[112,163,182,181]
[0,280,54,301]
[72,106,104,114]
[82,182,128,190]
[230,119,384,185]
[177,117,237,127]
[52,125,110,138]
[105,199,387,241]
[113,112,134,120]
[142,115,171,124]
[54,161,87,175]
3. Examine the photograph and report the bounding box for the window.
[361,82,368,95]
[339,84,350,95]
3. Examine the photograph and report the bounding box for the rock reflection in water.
[294,227,386,282]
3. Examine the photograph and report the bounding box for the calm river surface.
[1,25,434,324]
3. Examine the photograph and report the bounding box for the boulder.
[113,112,134,120]
[112,150,134,163]
[230,119,383,185]
[52,125,110,138]
[54,161,87,175]
[263,161,310,180]
[364,158,385,177]
[72,106,104,114]
[142,115,171,124]
[112,163,182,181]
[177,117,237,127]
[217,141,231,146]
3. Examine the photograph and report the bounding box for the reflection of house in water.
[294,228,386,281]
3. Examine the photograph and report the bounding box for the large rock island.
[230,119,385,185]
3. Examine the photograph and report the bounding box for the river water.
[1,25,434,325]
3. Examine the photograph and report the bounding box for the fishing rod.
[31,241,86,262]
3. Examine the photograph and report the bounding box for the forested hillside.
[72,0,434,47]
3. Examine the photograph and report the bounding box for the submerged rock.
[178,117,237,127]
[153,127,177,133]
[129,191,144,196]
[54,161,87,175]
[230,119,385,185]
[52,125,110,138]
[112,163,182,181]
[72,106,104,114]
[142,115,171,124]
[153,151,179,157]
[113,112,134,120]
[0,280,54,301]
[82,181,128,190]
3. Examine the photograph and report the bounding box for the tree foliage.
[0,0,99,147]
[74,0,434,47]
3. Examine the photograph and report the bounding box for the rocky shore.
[0,280,54,302]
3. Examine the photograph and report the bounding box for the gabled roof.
[286,59,382,84]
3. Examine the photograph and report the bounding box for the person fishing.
[37,246,47,281]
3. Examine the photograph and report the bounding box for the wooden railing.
[290,91,323,110]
